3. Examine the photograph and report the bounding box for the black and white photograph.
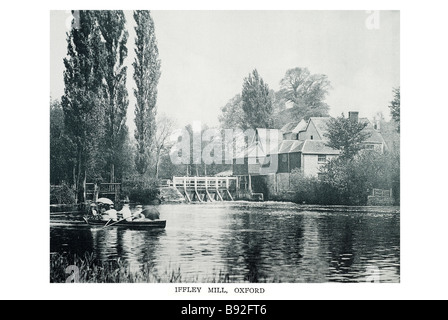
[49,10,401,285]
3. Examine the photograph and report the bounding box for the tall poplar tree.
[133,10,161,175]
[96,10,129,182]
[61,10,105,202]
[241,69,273,130]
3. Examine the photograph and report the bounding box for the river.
[50,202,400,283]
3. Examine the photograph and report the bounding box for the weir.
[171,176,238,203]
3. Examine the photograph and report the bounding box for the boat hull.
[84,218,166,229]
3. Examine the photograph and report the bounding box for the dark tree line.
[51,10,161,203]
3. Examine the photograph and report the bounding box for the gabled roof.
[277,140,304,154]
[301,140,340,155]
[234,141,266,159]
[307,117,386,145]
[293,119,308,133]
[359,118,387,145]
[307,117,332,140]
[233,128,281,159]
[281,122,298,133]
[290,140,304,153]
[280,119,308,134]
[278,140,295,154]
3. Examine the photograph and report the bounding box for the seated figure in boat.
[89,203,102,221]
[132,205,145,221]
[131,205,160,221]
[119,203,133,222]
[104,208,118,221]
[100,203,118,222]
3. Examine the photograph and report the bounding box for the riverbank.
[50,252,273,283]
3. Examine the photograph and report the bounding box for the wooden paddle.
[101,213,136,229]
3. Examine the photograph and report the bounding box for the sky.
[50,10,400,133]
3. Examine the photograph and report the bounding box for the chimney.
[349,111,359,123]
[374,120,381,131]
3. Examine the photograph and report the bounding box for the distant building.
[232,112,388,185]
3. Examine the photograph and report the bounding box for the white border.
[1,0,448,300]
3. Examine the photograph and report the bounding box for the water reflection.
[50,202,400,283]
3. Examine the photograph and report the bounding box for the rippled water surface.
[50,202,400,283]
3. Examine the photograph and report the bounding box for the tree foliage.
[278,67,331,121]
[154,115,175,179]
[96,10,130,182]
[324,113,371,159]
[389,87,400,133]
[133,10,161,175]
[219,94,245,129]
[50,99,76,185]
[241,69,274,130]
[219,67,332,130]
[61,11,106,200]
[320,150,400,205]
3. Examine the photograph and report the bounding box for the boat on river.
[83,217,166,229]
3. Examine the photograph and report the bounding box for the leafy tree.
[133,10,161,175]
[219,94,245,129]
[50,99,76,185]
[61,10,105,201]
[154,115,175,179]
[324,113,371,159]
[321,150,399,205]
[241,69,273,130]
[278,67,331,121]
[96,10,129,183]
[389,87,400,133]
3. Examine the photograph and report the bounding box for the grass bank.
[50,252,273,283]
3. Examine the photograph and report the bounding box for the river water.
[50,202,400,283]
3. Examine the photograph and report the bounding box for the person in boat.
[99,203,118,222]
[132,205,146,221]
[119,203,133,222]
[90,203,98,216]
[89,203,101,220]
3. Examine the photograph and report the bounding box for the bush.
[50,183,76,204]
[319,150,400,206]
[289,168,344,205]
[290,169,318,204]
[121,174,160,204]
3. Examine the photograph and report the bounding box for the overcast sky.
[50,10,399,132]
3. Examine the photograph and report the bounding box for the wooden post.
[216,177,223,201]
[205,177,213,202]
[236,176,239,197]
[82,171,87,203]
[184,177,191,202]
[274,173,278,193]
[93,183,99,202]
[226,189,234,201]
[248,174,252,193]
[194,177,203,203]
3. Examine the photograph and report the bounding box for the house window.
[364,144,375,150]
[318,155,327,163]
[310,135,314,140]
[281,154,288,163]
